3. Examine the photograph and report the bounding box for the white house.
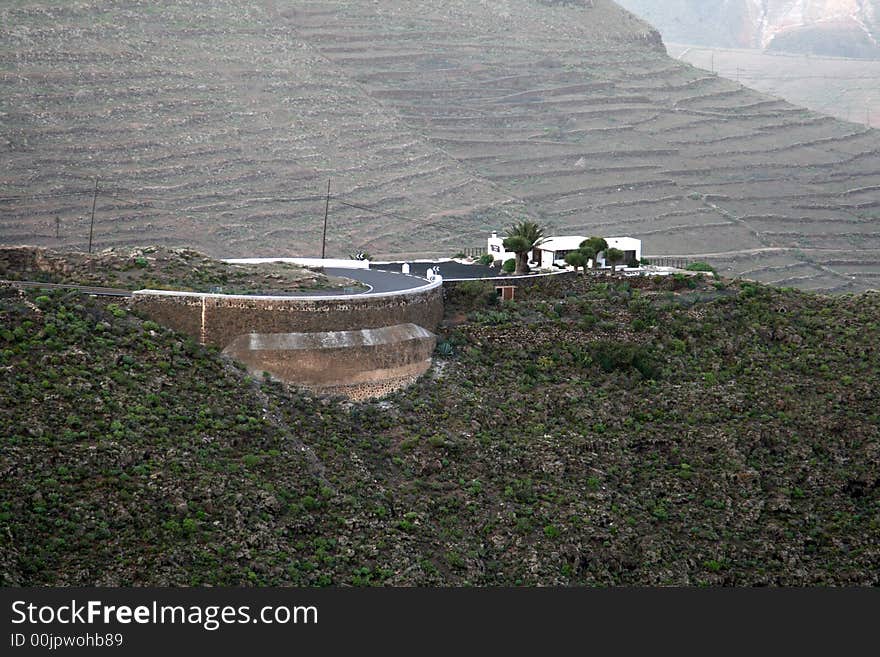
[597,237,642,268]
[487,231,641,270]
[535,236,588,269]
[537,235,642,269]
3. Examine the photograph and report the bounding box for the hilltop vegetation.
[2,272,878,586]
[0,245,361,295]
[2,1,880,291]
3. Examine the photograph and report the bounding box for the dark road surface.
[323,267,430,293]
[371,261,498,280]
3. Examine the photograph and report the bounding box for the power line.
[334,199,417,224]
[1,183,495,236]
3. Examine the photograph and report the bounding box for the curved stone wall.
[223,324,436,402]
[131,281,443,399]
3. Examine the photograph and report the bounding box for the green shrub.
[564,251,588,270]
[741,282,761,298]
[543,524,561,539]
[671,273,697,290]
[106,304,127,318]
[478,253,495,265]
[471,310,510,326]
[452,280,498,309]
[686,261,717,277]
[590,341,660,379]
[502,258,516,273]
[436,341,455,357]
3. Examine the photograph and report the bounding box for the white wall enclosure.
[487,232,517,263]
[597,237,642,268]
[535,236,589,269]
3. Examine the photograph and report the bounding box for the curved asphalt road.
[370,261,497,280]
[2,268,432,299]
[324,267,430,294]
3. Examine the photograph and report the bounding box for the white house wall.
[487,233,516,263]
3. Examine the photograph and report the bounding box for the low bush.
[450,280,498,310]
[590,341,660,379]
[686,262,717,277]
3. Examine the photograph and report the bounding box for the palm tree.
[503,220,546,275]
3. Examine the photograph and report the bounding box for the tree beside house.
[502,220,546,275]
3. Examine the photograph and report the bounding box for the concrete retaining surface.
[223,324,436,401]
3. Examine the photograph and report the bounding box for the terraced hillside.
[666,44,880,131]
[2,1,880,292]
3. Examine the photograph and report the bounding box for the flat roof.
[538,235,641,252]
[538,236,587,252]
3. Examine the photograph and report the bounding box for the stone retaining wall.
[131,282,443,399]
[132,283,443,348]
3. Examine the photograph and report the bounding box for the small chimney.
[491,232,497,239]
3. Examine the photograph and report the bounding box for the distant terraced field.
[666,44,880,130]
[2,0,880,292]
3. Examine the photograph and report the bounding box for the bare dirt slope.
[2,0,880,292]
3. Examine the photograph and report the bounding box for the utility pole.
[87,177,99,254]
[321,178,330,259]
[54,215,60,239]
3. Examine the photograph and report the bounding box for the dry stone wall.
[131,283,443,399]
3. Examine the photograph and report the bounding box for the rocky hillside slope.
[617,0,880,57]
[2,1,880,292]
[1,274,878,585]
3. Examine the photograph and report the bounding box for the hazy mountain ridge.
[617,0,880,57]
[2,1,880,292]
